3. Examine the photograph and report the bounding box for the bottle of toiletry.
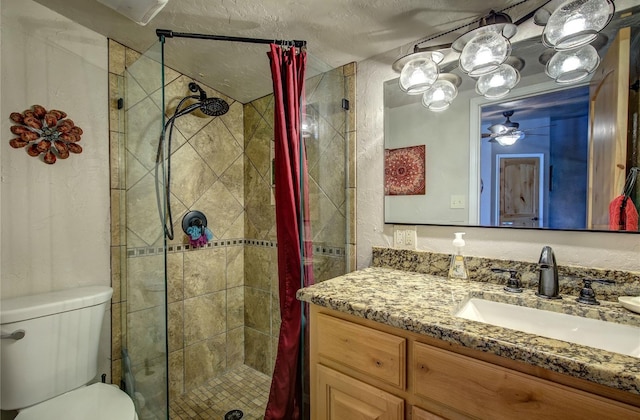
[448,232,469,280]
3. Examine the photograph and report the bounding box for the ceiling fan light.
[495,131,524,146]
[422,79,458,111]
[542,0,614,50]
[398,53,442,95]
[476,64,520,99]
[459,32,511,77]
[545,44,600,83]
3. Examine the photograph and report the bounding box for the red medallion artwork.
[8,105,83,164]
[385,145,426,195]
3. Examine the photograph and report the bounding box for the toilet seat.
[15,383,137,420]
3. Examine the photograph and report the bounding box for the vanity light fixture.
[457,31,513,76]
[390,2,614,108]
[452,11,517,77]
[393,49,445,95]
[422,74,462,112]
[301,113,318,139]
[542,0,614,50]
[545,44,600,83]
[475,57,523,99]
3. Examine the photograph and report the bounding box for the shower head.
[199,97,229,116]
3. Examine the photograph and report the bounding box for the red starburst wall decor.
[8,105,83,164]
[384,145,426,196]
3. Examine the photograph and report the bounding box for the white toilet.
[0,286,137,420]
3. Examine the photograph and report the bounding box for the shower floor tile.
[169,365,271,420]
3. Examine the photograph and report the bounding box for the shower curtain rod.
[156,29,306,48]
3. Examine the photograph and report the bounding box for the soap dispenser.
[448,232,469,280]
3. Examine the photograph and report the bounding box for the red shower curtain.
[265,44,314,419]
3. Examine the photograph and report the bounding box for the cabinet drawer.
[413,342,640,420]
[317,313,406,389]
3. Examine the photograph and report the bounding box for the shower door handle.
[1,329,25,340]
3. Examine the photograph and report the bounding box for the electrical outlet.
[394,226,416,249]
[394,228,405,247]
[404,227,417,249]
[450,195,465,209]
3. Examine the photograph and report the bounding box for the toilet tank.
[0,286,113,410]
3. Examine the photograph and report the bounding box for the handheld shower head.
[200,97,229,116]
[156,82,230,241]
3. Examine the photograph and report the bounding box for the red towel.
[609,195,639,231]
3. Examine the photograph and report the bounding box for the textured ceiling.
[35,0,557,103]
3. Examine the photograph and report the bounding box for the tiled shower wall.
[109,38,356,397]
[242,93,279,374]
[241,64,357,375]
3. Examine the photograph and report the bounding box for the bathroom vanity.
[297,266,640,420]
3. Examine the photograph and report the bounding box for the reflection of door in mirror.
[498,155,542,228]
[588,27,631,230]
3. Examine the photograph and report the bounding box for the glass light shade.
[545,44,600,83]
[542,0,614,50]
[459,32,511,76]
[475,64,520,99]
[495,131,524,146]
[422,80,458,111]
[399,55,440,95]
[301,112,318,139]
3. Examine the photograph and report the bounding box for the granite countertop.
[297,267,640,395]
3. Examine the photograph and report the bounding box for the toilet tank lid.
[1,286,113,324]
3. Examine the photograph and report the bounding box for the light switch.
[450,195,465,209]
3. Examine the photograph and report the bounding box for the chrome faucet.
[536,246,561,299]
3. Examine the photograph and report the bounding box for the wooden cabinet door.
[316,365,404,420]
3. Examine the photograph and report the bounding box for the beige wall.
[356,47,640,272]
[0,0,111,379]
[0,1,110,296]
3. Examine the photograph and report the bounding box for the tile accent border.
[127,239,345,258]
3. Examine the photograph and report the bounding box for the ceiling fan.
[483,110,520,138]
[482,110,550,145]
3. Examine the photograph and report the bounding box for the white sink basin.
[455,298,640,358]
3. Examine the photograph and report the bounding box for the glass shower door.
[304,55,353,281]
[122,39,169,420]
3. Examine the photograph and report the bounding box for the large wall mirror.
[384,3,640,232]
